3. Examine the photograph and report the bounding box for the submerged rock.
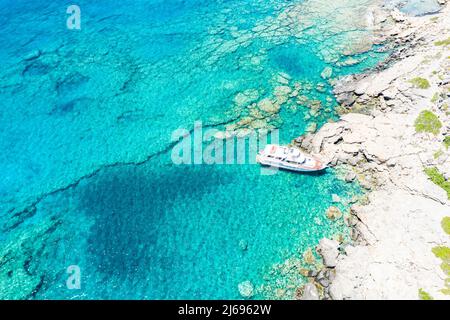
[306,122,318,133]
[273,289,284,299]
[274,85,292,96]
[303,248,316,265]
[326,206,343,220]
[23,49,41,61]
[257,98,280,114]
[239,240,248,251]
[249,119,268,129]
[234,89,260,107]
[316,83,327,93]
[214,131,233,140]
[332,194,341,203]
[321,67,333,79]
[276,72,291,85]
[238,281,254,298]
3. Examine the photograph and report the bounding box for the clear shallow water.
[0,0,386,299]
[386,0,442,16]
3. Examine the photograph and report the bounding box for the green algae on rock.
[414,110,442,135]
[424,167,450,199]
[409,77,431,89]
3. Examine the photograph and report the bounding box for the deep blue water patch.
[24,154,360,299]
[269,43,327,80]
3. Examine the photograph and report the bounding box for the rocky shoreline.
[296,1,450,300]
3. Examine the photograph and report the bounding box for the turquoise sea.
[0,0,391,299]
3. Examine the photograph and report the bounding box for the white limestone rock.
[300,283,320,300]
[317,238,340,268]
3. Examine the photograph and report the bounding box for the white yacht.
[257,144,327,173]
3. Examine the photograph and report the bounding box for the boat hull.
[256,155,327,173]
